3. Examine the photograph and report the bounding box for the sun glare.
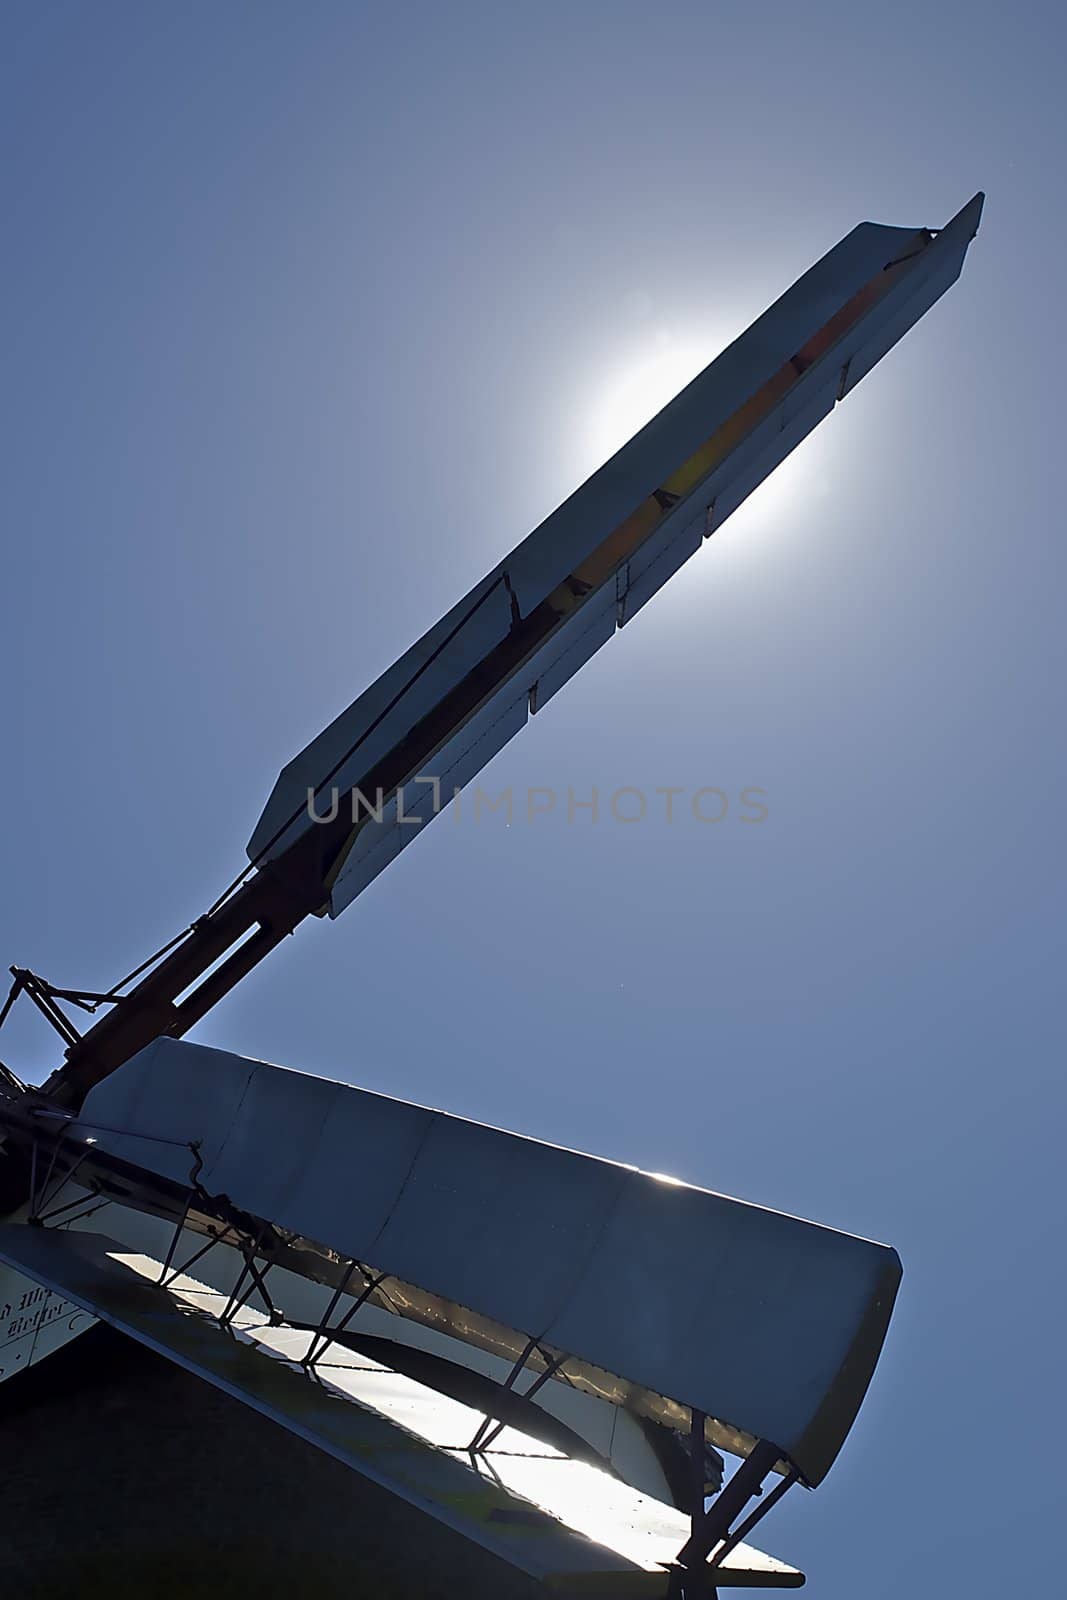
[583,325,730,469]
[712,428,834,566]
[577,322,836,574]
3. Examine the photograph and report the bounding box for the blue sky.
[2,3,1064,1593]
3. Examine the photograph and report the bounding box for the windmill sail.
[248,194,983,919]
[40,1037,900,1491]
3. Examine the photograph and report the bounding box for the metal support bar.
[676,1438,783,1570]
[667,1569,718,1600]
[34,1187,104,1227]
[11,969,84,1049]
[218,1225,273,1324]
[467,1335,540,1451]
[467,1334,567,1453]
[31,1144,93,1224]
[239,1251,279,1322]
[0,969,27,1032]
[40,872,307,1111]
[156,1191,197,1283]
[167,923,289,1038]
[300,1258,363,1365]
[34,1195,108,1230]
[690,1408,708,1524]
[219,1253,277,1324]
[674,1410,716,1599]
[301,1265,386,1367]
[471,1350,569,1455]
[218,1258,253,1323]
[160,1229,231,1289]
[28,1122,74,1221]
[706,1467,799,1573]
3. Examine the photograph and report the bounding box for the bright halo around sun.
[577,321,833,571]
[583,324,729,469]
[709,422,836,570]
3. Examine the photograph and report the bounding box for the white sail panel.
[75,1038,902,1487]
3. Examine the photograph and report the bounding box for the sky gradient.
[2,4,1064,1594]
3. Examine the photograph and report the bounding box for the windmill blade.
[1,1031,893,1583]
[53,1036,900,1490]
[246,194,984,918]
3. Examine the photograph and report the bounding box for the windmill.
[0,194,983,1596]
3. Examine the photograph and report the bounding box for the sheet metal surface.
[79,1038,902,1485]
